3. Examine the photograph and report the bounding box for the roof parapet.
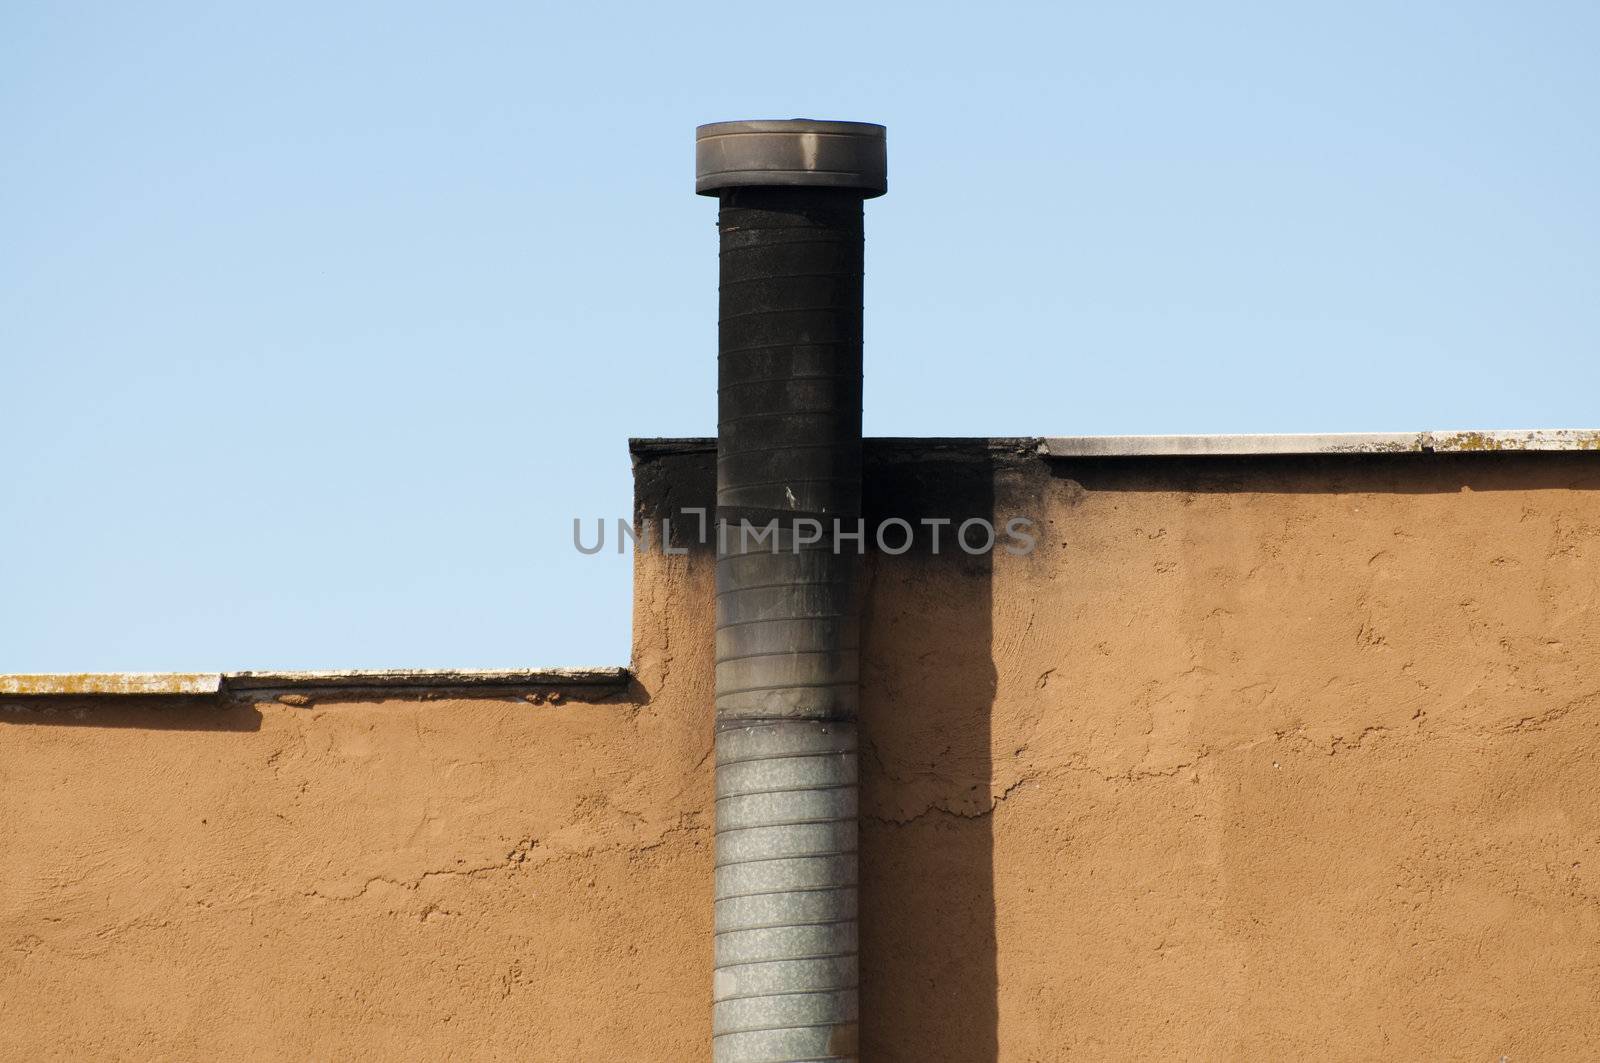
[0,668,630,699]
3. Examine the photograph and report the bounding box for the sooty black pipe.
[696,120,886,1063]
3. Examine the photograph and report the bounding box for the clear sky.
[3,1,1596,671]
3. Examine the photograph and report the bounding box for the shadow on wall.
[0,698,264,731]
[859,445,1019,1061]
[1056,451,1600,495]
[849,445,1600,1060]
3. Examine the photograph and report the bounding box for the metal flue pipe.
[696,120,887,1063]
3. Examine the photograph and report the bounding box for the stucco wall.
[4,443,1599,1059]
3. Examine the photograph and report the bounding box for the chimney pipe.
[696,119,886,1063]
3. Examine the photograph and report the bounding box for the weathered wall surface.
[5,443,1600,1060]
[858,447,1600,1061]
[0,680,713,1060]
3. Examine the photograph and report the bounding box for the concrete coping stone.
[0,668,631,699]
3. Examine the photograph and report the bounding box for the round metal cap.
[696,120,887,198]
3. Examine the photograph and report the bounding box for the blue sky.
[3,1,1596,670]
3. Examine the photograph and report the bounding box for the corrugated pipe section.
[696,121,887,1063]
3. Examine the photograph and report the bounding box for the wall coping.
[633,430,1600,459]
[1042,429,1600,457]
[0,668,631,699]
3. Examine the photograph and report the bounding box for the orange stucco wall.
[4,445,1599,1059]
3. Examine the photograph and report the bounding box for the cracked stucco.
[5,447,1600,1060]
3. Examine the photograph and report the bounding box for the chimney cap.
[695,119,887,198]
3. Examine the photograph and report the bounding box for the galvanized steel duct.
[696,120,887,1063]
